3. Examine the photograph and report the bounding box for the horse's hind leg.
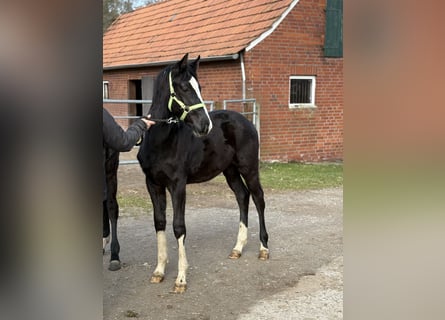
[241,169,269,260]
[146,180,168,284]
[223,166,250,259]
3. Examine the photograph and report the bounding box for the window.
[289,76,316,108]
[103,81,109,99]
[324,0,343,57]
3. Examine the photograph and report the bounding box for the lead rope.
[142,115,178,124]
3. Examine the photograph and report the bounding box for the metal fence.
[104,98,257,164]
[222,98,258,129]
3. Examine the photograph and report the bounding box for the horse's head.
[167,53,213,137]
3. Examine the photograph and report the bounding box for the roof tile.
[103,0,296,68]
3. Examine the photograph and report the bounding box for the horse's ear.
[191,55,200,73]
[177,53,189,72]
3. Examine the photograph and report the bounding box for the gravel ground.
[238,256,343,320]
[103,163,343,320]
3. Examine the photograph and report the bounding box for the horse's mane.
[149,66,172,119]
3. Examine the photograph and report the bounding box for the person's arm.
[103,108,152,152]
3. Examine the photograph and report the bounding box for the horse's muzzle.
[186,110,213,137]
[192,121,212,137]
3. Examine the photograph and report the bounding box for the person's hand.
[141,114,156,129]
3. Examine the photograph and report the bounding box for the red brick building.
[103,0,343,162]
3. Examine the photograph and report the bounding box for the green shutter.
[324,0,343,57]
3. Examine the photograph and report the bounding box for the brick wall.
[245,0,343,162]
[103,0,343,162]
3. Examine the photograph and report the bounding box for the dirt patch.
[104,163,343,320]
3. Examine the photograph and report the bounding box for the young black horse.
[137,53,269,293]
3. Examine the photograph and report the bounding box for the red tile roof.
[103,0,298,69]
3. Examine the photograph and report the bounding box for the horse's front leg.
[146,180,168,283]
[169,182,188,293]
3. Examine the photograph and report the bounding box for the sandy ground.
[103,159,343,320]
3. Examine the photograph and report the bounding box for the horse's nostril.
[198,120,209,134]
[195,123,210,137]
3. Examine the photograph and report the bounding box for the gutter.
[240,51,246,100]
[103,53,240,71]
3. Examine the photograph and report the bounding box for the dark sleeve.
[103,108,147,152]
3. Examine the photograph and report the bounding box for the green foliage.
[103,0,160,32]
[103,0,134,32]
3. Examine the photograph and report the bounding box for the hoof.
[172,284,187,294]
[108,260,121,271]
[150,273,164,283]
[228,250,242,259]
[258,249,269,261]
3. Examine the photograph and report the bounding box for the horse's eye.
[180,83,189,91]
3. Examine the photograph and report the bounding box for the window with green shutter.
[324,0,343,57]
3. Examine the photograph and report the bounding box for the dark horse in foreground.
[137,53,269,293]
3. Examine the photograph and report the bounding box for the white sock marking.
[176,235,188,286]
[233,222,248,253]
[153,231,168,276]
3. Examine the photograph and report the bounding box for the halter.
[167,72,206,121]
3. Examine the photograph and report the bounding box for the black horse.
[103,148,121,271]
[137,53,269,293]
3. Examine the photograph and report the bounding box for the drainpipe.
[240,51,246,100]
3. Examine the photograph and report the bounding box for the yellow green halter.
[167,72,206,121]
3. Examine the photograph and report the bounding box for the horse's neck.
[150,109,182,147]
[149,79,179,143]
[150,96,170,119]
[150,121,180,146]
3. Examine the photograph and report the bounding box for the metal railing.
[223,98,258,130]
[103,99,153,104]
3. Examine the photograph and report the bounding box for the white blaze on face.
[189,76,203,102]
[189,76,213,133]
